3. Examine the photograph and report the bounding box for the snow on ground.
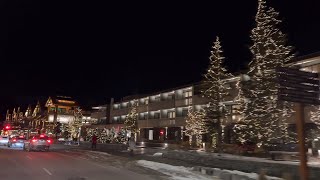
[136,160,217,180]
[152,152,163,157]
[75,149,112,156]
[219,168,282,180]
[191,150,320,167]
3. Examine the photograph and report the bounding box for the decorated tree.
[63,124,71,139]
[86,128,94,141]
[100,128,108,143]
[234,75,261,144]
[310,106,320,140]
[107,127,116,143]
[311,106,320,127]
[124,101,138,138]
[69,108,83,141]
[202,36,232,148]
[236,0,295,147]
[185,107,208,147]
[115,128,127,144]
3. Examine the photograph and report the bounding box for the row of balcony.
[110,95,209,116]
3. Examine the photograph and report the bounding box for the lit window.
[113,104,119,110]
[185,98,192,105]
[168,111,176,119]
[184,91,192,98]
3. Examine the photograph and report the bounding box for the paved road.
[0,145,164,180]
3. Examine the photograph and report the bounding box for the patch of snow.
[152,152,163,157]
[219,168,282,180]
[88,151,111,156]
[136,160,216,180]
[77,149,112,156]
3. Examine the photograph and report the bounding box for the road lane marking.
[43,168,52,175]
[26,156,32,160]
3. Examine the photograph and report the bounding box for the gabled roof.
[45,96,78,107]
[32,101,41,117]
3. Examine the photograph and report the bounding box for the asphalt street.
[0,145,166,180]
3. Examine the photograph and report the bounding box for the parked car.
[0,136,9,146]
[23,134,52,152]
[8,135,26,148]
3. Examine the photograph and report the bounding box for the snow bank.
[136,160,215,180]
[195,166,283,180]
[152,152,163,157]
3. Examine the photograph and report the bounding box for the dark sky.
[0,0,319,117]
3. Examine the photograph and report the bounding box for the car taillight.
[47,139,51,143]
[32,139,37,142]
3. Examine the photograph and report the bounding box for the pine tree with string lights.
[100,128,108,143]
[202,36,232,148]
[86,128,92,141]
[107,127,116,143]
[124,101,138,137]
[236,0,295,147]
[69,108,83,141]
[185,107,208,147]
[63,124,71,139]
[310,106,320,129]
[306,107,320,141]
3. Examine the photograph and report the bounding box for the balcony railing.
[148,100,175,111]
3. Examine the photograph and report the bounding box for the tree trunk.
[217,118,223,152]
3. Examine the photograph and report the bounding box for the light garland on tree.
[100,128,108,143]
[311,106,320,127]
[185,107,208,147]
[69,107,83,140]
[235,0,295,147]
[124,101,138,137]
[202,36,232,148]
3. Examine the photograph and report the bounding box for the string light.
[235,0,295,147]
[201,36,233,149]
[185,107,208,147]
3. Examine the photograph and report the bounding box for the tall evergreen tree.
[236,0,295,147]
[124,101,138,137]
[202,36,232,148]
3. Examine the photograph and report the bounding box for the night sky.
[0,0,319,117]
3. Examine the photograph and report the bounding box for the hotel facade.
[89,52,320,143]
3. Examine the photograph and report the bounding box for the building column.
[180,126,184,141]
[165,127,168,139]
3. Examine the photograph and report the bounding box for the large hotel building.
[3,53,320,142]
[90,52,320,143]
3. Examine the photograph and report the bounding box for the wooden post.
[295,103,308,180]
